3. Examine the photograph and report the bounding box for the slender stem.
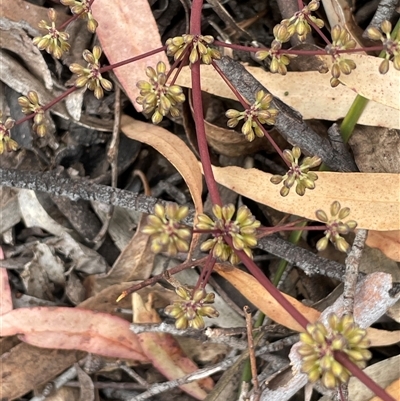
[100,46,167,73]
[225,236,309,330]
[334,352,396,401]
[190,0,203,35]
[190,61,222,206]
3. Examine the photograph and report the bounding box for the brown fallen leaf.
[133,293,214,400]
[121,115,203,215]
[175,65,400,129]
[210,165,400,231]
[92,0,169,110]
[366,230,400,262]
[214,263,320,332]
[0,343,83,401]
[0,307,148,362]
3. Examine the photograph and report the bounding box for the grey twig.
[363,0,398,37]
[213,57,357,172]
[258,235,365,282]
[343,229,368,314]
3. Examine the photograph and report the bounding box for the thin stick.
[244,306,260,401]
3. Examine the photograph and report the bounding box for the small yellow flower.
[70,46,113,99]
[270,146,321,196]
[136,61,185,124]
[164,287,219,329]
[18,91,48,137]
[61,0,98,32]
[166,34,220,65]
[299,313,371,388]
[366,20,400,73]
[197,204,260,264]
[142,203,192,256]
[282,0,324,42]
[32,8,70,59]
[315,201,357,253]
[325,25,357,87]
[225,90,278,141]
[0,112,18,154]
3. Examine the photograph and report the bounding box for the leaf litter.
[0,0,399,400]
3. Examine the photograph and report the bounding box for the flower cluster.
[61,0,98,32]
[165,287,219,329]
[196,204,260,265]
[136,61,185,124]
[281,0,324,42]
[255,24,296,75]
[166,34,220,65]
[18,91,47,137]
[366,20,400,74]
[315,201,357,253]
[142,203,192,256]
[325,25,357,87]
[270,147,321,196]
[298,314,371,389]
[225,90,278,141]
[0,112,18,154]
[32,8,70,59]
[69,46,113,99]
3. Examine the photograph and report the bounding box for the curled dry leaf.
[366,230,400,262]
[210,165,400,231]
[92,0,169,110]
[0,307,148,362]
[214,263,320,332]
[132,293,214,400]
[121,115,202,215]
[175,65,400,129]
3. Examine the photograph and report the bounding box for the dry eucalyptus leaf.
[0,306,148,361]
[92,0,169,110]
[210,165,400,231]
[349,126,400,173]
[366,231,400,262]
[121,115,203,215]
[175,65,400,129]
[0,17,53,90]
[214,264,320,332]
[321,54,400,110]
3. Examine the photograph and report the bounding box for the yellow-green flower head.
[255,40,296,75]
[60,0,98,32]
[225,90,279,142]
[366,20,400,73]
[69,46,113,99]
[315,201,357,253]
[136,61,185,124]
[196,204,260,264]
[164,287,219,329]
[325,25,357,87]
[299,313,371,389]
[0,112,18,154]
[166,34,220,65]
[281,1,324,42]
[270,146,321,196]
[142,203,192,256]
[18,91,48,137]
[32,8,70,59]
